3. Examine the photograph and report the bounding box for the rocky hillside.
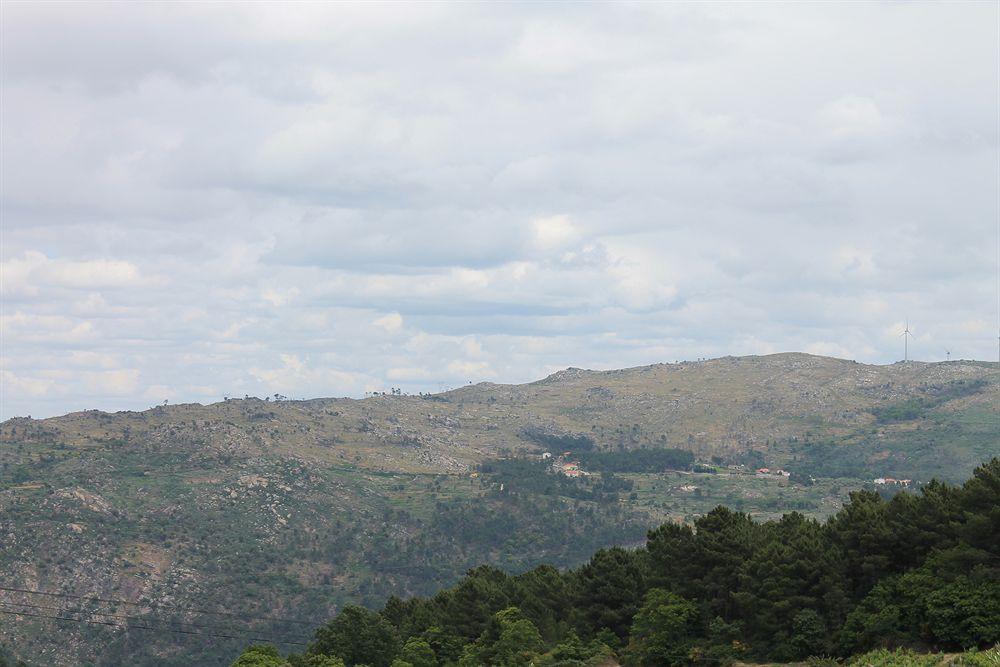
[8,353,998,474]
[1,354,997,665]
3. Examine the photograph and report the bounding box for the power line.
[0,599,313,643]
[0,584,317,627]
[0,601,308,645]
[0,608,309,646]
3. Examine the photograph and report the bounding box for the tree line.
[233,458,1000,666]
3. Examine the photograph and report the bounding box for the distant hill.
[232,459,1000,666]
[8,353,998,477]
[1,354,997,665]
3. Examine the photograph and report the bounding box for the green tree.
[790,609,828,658]
[460,607,544,666]
[906,546,1000,648]
[828,490,893,599]
[397,637,436,667]
[702,616,748,664]
[232,644,286,667]
[441,565,511,640]
[690,506,759,618]
[534,631,614,666]
[380,596,441,642]
[626,589,698,667]
[958,458,1000,555]
[573,547,646,640]
[838,576,911,654]
[508,564,572,642]
[420,626,466,665]
[840,545,1000,653]
[733,512,845,660]
[310,605,400,667]
[290,656,347,667]
[644,521,696,595]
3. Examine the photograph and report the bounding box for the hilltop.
[1,354,997,665]
[7,353,998,477]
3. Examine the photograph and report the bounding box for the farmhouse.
[556,460,590,478]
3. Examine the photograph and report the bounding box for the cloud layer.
[2,3,998,418]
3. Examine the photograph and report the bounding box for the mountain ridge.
[5,353,996,481]
[8,351,995,424]
[1,352,997,665]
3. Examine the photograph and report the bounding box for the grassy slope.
[0,354,997,665]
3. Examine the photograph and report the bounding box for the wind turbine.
[901,321,912,362]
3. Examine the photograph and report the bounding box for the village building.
[555,460,590,477]
[874,477,912,486]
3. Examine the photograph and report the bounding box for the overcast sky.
[2,2,998,419]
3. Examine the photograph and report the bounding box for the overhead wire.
[0,584,317,626]
[0,599,313,643]
[0,608,309,646]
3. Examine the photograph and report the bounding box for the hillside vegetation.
[0,354,997,665]
[233,459,1000,666]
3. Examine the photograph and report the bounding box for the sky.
[1,2,998,419]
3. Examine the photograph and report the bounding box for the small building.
[875,477,911,487]
[557,461,589,477]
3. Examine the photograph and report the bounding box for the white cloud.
[532,215,578,252]
[373,312,404,332]
[804,341,858,359]
[249,354,369,397]
[2,251,142,295]
[1,312,96,343]
[447,360,494,379]
[261,286,299,307]
[817,95,889,138]
[67,351,119,368]
[1,2,996,418]
[83,369,140,395]
[143,384,173,401]
[1,370,54,397]
[386,366,433,382]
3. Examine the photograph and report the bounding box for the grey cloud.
[2,2,997,418]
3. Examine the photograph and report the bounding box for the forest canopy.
[234,458,1000,666]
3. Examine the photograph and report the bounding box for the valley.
[1,353,997,665]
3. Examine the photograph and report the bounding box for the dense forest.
[231,458,1000,666]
